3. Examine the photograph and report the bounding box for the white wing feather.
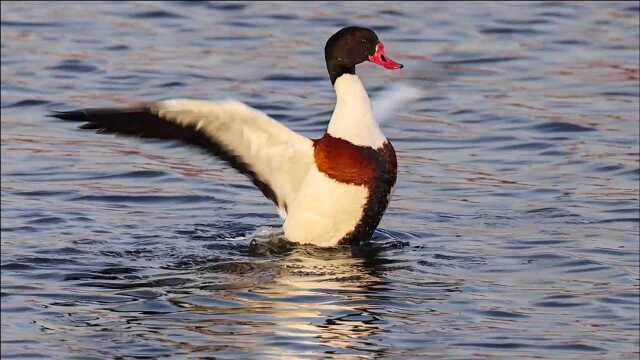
[151,99,314,218]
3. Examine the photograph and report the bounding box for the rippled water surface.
[2,2,639,359]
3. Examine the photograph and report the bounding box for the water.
[1,1,638,359]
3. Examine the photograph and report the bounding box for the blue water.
[1,2,639,359]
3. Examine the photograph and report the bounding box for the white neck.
[327,74,386,148]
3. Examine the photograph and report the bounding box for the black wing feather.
[50,107,280,206]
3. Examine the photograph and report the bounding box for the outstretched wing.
[372,82,422,125]
[51,99,314,218]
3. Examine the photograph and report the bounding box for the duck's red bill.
[368,42,403,70]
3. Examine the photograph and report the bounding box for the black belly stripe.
[339,141,397,245]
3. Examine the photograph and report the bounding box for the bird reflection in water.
[164,234,407,357]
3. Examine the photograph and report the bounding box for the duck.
[52,26,404,247]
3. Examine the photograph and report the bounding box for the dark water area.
[1,1,639,359]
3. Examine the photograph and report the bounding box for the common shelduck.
[52,26,404,247]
